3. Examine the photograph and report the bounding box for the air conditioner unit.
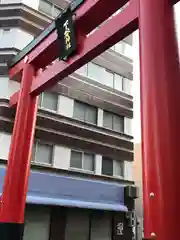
[125,186,139,199]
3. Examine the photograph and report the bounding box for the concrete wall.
[0,132,11,159]
[0,28,34,50]
[0,77,20,99]
[1,0,40,10]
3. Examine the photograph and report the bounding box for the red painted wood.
[9,92,19,108]
[0,63,38,223]
[139,0,180,239]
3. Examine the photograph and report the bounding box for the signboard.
[113,213,125,240]
[113,212,135,240]
[55,7,77,60]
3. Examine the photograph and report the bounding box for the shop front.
[0,166,136,240]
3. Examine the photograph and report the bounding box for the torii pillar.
[139,0,180,239]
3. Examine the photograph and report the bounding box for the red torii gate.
[0,0,180,239]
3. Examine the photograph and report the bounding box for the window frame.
[70,149,95,173]
[2,28,11,33]
[103,110,124,133]
[101,156,124,178]
[38,91,59,112]
[73,100,97,125]
[87,62,103,81]
[38,0,61,18]
[113,160,124,178]
[101,156,114,176]
[105,69,115,88]
[32,140,54,166]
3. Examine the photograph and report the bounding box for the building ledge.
[0,3,52,36]
[0,160,134,185]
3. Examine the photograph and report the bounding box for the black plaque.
[113,212,134,240]
[113,213,125,240]
[55,7,77,60]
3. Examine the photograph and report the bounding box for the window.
[65,209,90,240]
[113,41,133,59]
[101,157,113,176]
[0,28,11,48]
[2,28,10,34]
[114,160,124,177]
[32,141,53,165]
[65,209,112,240]
[73,101,97,124]
[123,78,132,95]
[114,42,126,54]
[91,211,111,240]
[70,150,95,172]
[75,65,88,75]
[24,206,50,240]
[87,62,104,82]
[39,91,58,111]
[104,70,114,88]
[87,63,128,92]
[39,0,61,18]
[102,157,124,177]
[103,111,124,133]
[114,73,123,91]
[80,62,129,93]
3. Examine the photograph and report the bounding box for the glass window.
[85,105,97,124]
[102,157,113,176]
[73,101,85,122]
[24,205,50,240]
[104,70,114,88]
[65,209,90,240]
[39,0,52,16]
[73,101,97,125]
[38,0,61,18]
[52,6,61,18]
[113,114,124,132]
[114,160,124,177]
[87,62,103,82]
[70,150,95,172]
[123,78,132,95]
[3,28,10,34]
[70,151,82,169]
[83,153,95,172]
[102,157,124,178]
[103,111,113,129]
[114,42,125,54]
[91,211,111,240]
[0,28,11,48]
[114,74,123,91]
[86,62,127,92]
[75,65,88,75]
[39,91,58,111]
[103,111,124,133]
[33,141,53,165]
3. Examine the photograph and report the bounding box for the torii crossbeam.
[0,0,180,239]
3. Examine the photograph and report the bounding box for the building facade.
[0,0,136,239]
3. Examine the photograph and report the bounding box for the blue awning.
[27,196,128,212]
[0,166,127,212]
